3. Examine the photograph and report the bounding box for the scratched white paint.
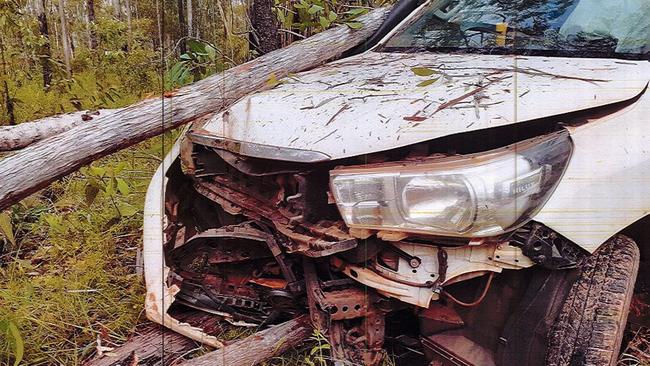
[200,51,649,160]
[143,138,224,348]
[533,89,650,253]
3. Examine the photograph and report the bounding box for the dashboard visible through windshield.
[380,0,650,59]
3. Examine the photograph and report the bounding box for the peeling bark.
[84,312,225,366]
[0,7,391,210]
[180,315,312,366]
[0,109,116,151]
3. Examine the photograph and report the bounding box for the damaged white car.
[143,0,650,364]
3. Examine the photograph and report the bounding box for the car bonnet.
[194,51,650,161]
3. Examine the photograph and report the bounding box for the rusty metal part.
[176,281,272,325]
[303,258,329,330]
[324,288,372,321]
[418,302,464,336]
[194,177,358,257]
[303,258,386,365]
[330,312,386,366]
[169,221,306,326]
[434,248,448,290]
[253,221,301,290]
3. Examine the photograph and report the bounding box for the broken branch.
[180,315,312,366]
[0,7,391,211]
[0,109,117,152]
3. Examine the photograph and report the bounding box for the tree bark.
[180,315,312,366]
[112,0,120,19]
[36,0,53,87]
[177,0,187,54]
[0,7,391,211]
[84,312,226,366]
[0,38,15,126]
[86,0,98,49]
[249,0,280,55]
[0,109,116,151]
[124,0,132,48]
[84,323,198,366]
[2,81,16,126]
[187,0,193,40]
[58,0,72,78]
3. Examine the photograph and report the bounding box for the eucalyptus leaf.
[116,178,130,195]
[84,184,100,206]
[417,77,440,87]
[0,320,24,366]
[118,203,139,217]
[319,16,331,29]
[344,8,368,17]
[267,73,283,88]
[308,4,324,14]
[0,212,15,247]
[345,22,363,30]
[411,67,439,77]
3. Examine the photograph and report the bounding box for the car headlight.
[330,130,573,237]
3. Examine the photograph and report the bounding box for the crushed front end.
[144,124,588,365]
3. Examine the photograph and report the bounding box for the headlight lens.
[330,131,572,237]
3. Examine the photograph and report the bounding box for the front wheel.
[546,235,640,366]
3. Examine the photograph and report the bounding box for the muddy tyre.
[546,235,639,366]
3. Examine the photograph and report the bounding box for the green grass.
[0,59,177,364]
[0,134,175,365]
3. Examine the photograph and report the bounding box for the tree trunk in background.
[112,0,120,19]
[58,0,72,78]
[187,0,193,41]
[2,81,15,125]
[124,0,132,48]
[36,0,53,88]
[177,0,187,54]
[249,0,280,55]
[154,0,162,49]
[86,0,98,49]
[0,38,16,126]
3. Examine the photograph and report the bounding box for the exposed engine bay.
[151,126,593,365]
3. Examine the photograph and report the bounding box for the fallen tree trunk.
[180,315,312,366]
[84,322,197,366]
[0,7,390,211]
[84,312,225,366]
[0,109,116,151]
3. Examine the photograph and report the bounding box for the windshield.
[380,0,650,59]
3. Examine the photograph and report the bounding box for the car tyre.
[546,235,639,366]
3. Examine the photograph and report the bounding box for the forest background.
[0,0,377,363]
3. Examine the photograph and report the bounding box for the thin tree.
[249,0,280,55]
[177,0,187,54]
[57,0,72,77]
[35,0,53,88]
[124,0,133,48]
[187,0,193,41]
[86,0,98,49]
[0,37,16,125]
[112,0,120,19]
